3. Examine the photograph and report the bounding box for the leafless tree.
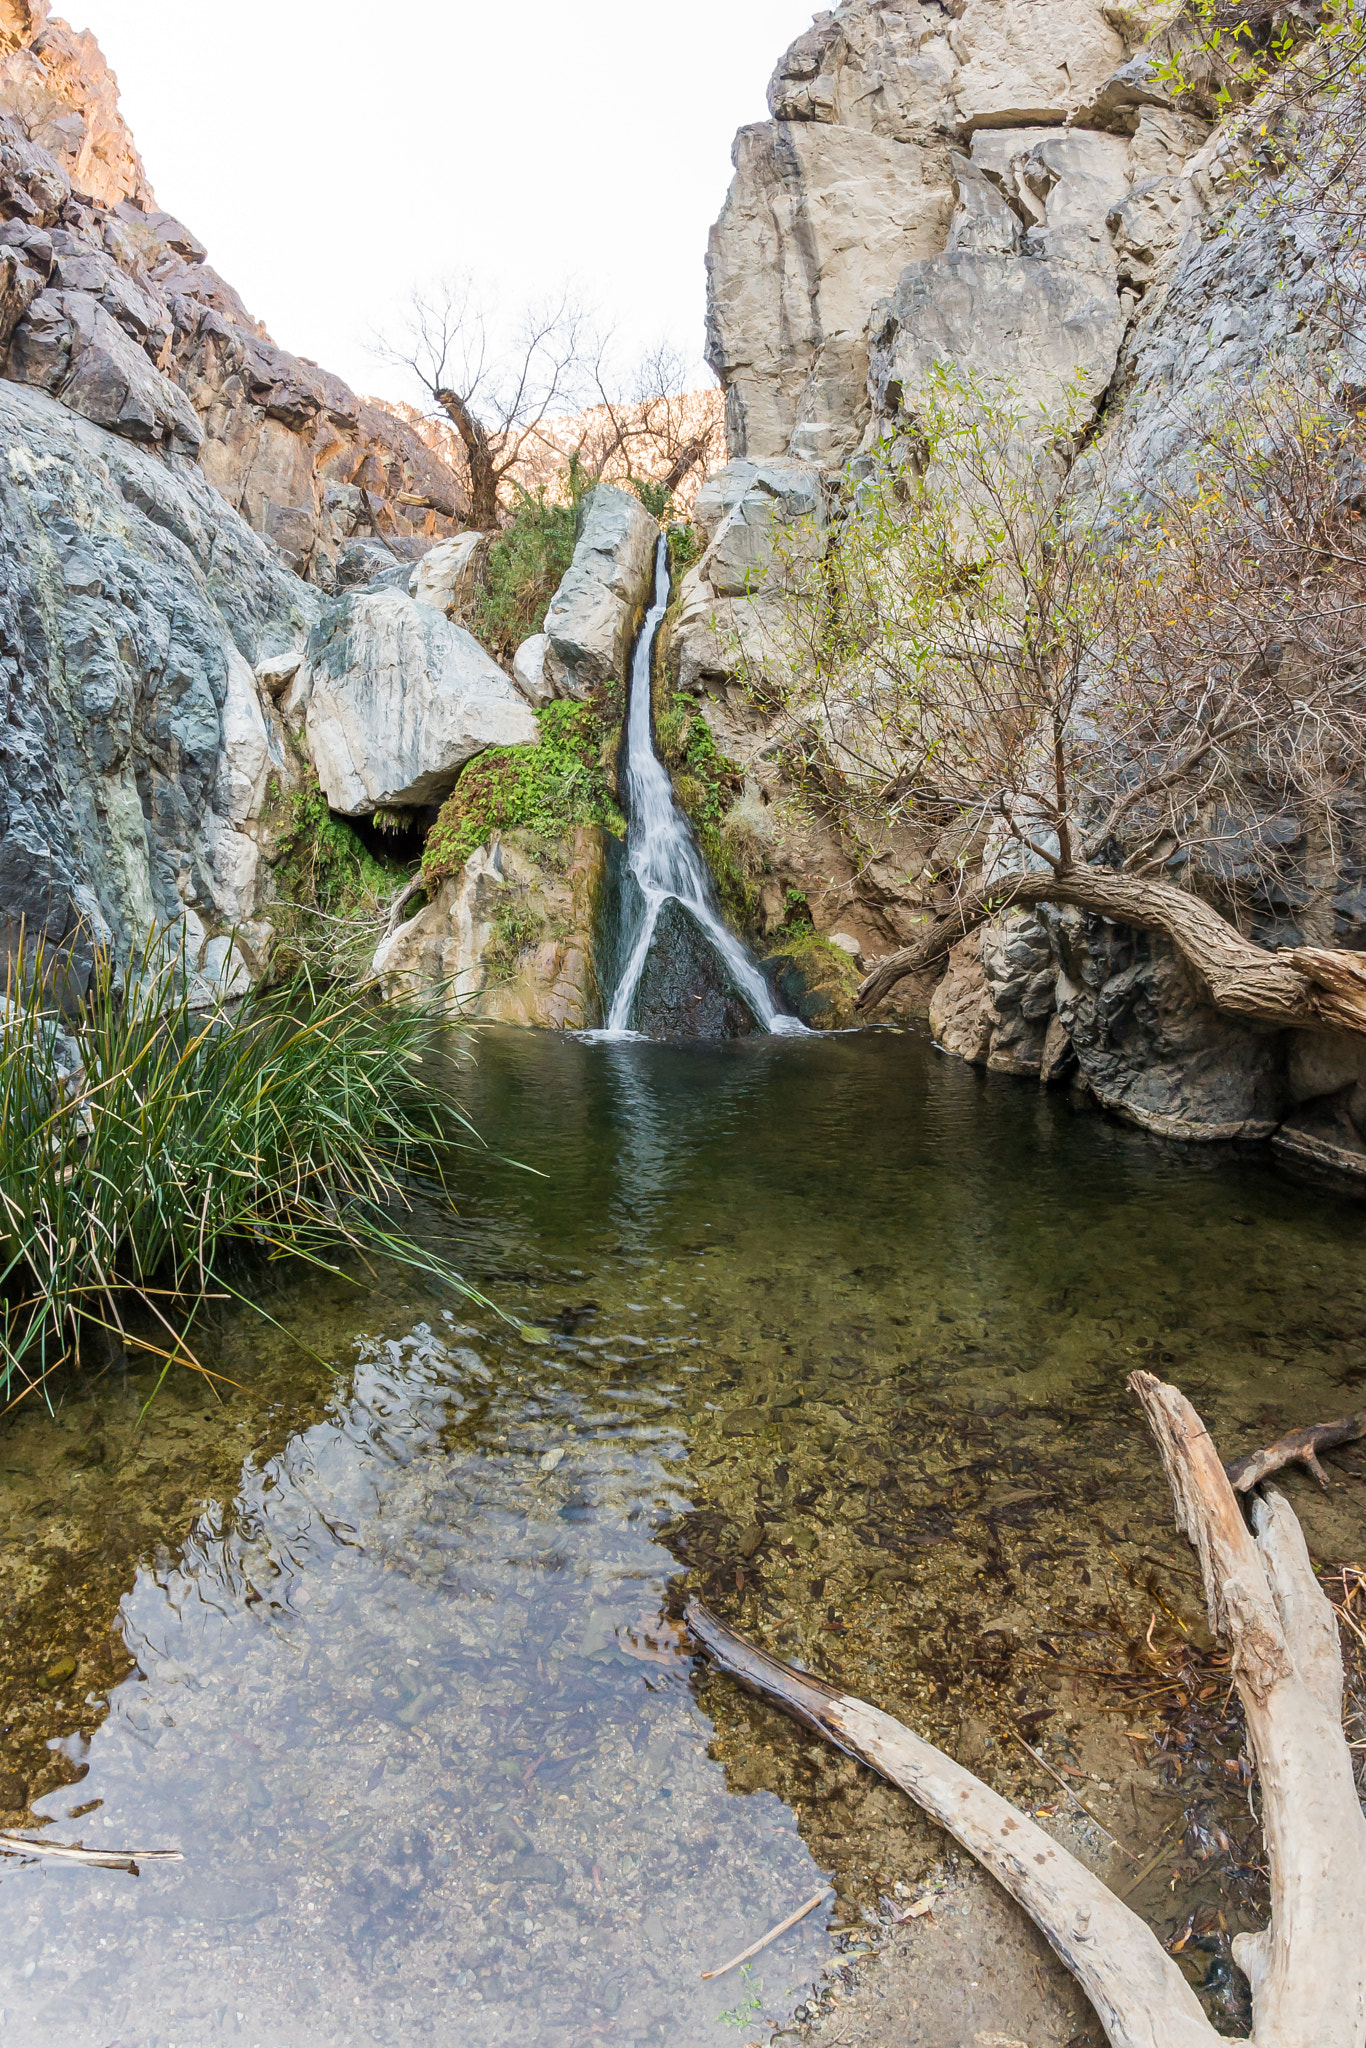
[377,276,590,530]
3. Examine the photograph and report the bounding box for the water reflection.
[2,1321,830,2045]
[2,1026,1364,2047]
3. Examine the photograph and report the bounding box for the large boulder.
[298,589,537,816]
[626,897,759,1038]
[0,378,317,978]
[542,484,659,697]
[372,827,607,1029]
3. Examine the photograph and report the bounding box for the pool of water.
[2,1026,1364,2046]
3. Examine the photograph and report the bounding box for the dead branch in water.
[687,1373,1366,2048]
[1225,1409,1366,1492]
[0,1831,182,1874]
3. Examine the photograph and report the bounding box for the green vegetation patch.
[274,782,408,919]
[762,929,862,1029]
[0,944,485,1413]
[422,697,625,890]
[472,478,581,660]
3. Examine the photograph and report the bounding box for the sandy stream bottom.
[0,1026,1363,2048]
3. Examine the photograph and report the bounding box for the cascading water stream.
[602,537,803,1037]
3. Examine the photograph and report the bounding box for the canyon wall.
[684,0,1366,1179]
[0,2,482,986]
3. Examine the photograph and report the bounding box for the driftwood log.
[686,1372,1366,2048]
[855,864,1366,1039]
[1225,1409,1366,1492]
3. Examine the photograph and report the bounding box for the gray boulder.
[512,632,554,708]
[0,379,317,977]
[543,484,659,697]
[300,590,537,815]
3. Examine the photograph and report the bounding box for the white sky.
[68,0,814,407]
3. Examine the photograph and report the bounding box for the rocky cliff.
[0,0,465,589]
[683,0,1366,1179]
[0,3,505,988]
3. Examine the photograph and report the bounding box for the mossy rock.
[762,933,862,1029]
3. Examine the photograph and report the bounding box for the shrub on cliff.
[0,946,482,1415]
[421,697,625,888]
[472,481,580,658]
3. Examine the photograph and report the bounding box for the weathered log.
[1131,1372,1366,2048]
[686,1599,1217,2048]
[855,865,1366,1039]
[1225,1409,1366,1492]
[687,1373,1366,2048]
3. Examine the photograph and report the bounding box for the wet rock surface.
[627,896,761,1038]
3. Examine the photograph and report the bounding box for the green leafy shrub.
[274,784,407,917]
[0,946,485,1413]
[422,698,625,888]
[666,520,700,579]
[472,468,586,659]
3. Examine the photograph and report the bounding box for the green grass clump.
[0,944,484,1414]
[422,699,624,888]
[274,783,406,917]
[472,485,579,660]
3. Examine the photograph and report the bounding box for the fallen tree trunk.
[855,864,1366,1039]
[686,1372,1366,2048]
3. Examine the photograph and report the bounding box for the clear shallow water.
[2,1027,1364,2046]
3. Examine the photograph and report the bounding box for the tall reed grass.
[0,941,480,1414]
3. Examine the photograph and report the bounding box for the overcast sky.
[69,0,812,407]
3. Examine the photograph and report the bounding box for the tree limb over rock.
[856,864,1366,1040]
[687,1373,1366,2048]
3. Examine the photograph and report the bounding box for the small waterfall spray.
[601,537,802,1037]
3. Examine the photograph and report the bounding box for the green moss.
[762,931,862,1029]
[274,783,408,918]
[423,697,625,889]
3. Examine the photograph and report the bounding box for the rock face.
[543,485,660,698]
[692,0,1366,1164]
[372,828,608,1030]
[671,456,822,698]
[0,376,315,979]
[628,897,759,1039]
[0,5,467,590]
[298,590,537,816]
[706,0,1207,468]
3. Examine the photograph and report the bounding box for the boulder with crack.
[543,484,659,697]
[297,588,537,816]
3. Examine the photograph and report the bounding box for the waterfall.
[600,536,803,1037]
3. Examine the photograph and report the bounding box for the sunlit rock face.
[705,0,1209,470]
